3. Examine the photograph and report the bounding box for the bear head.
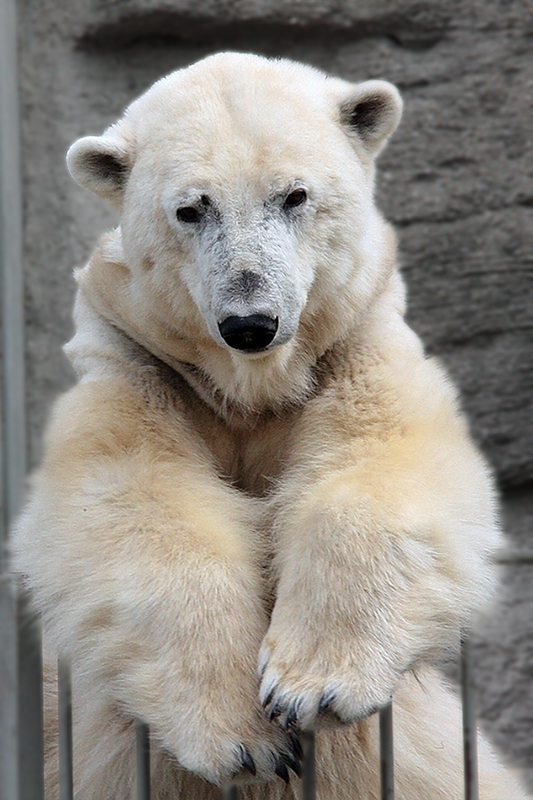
[66,53,403,411]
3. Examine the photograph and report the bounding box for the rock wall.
[12,0,533,786]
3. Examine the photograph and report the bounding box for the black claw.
[289,731,303,761]
[318,691,335,715]
[281,751,303,778]
[268,701,284,722]
[283,705,299,730]
[274,759,290,784]
[240,748,257,776]
[262,687,275,708]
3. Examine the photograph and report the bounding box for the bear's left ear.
[66,128,135,208]
[338,80,403,157]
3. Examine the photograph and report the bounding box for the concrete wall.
[10,0,533,785]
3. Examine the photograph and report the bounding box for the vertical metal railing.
[379,702,394,800]
[461,636,479,800]
[0,565,483,800]
[0,0,45,799]
[0,575,44,800]
[0,0,26,556]
[136,720,151,800]
[0,579,45,793]
[301,730,316,799]
[58,659,74,800]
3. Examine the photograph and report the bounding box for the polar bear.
[12,52,529,799]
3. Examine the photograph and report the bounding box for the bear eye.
[176,206,201,223]
[284,189,307,209]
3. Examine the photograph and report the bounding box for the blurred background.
[2,0,532,787]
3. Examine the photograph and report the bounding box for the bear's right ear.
[66,132,134,207]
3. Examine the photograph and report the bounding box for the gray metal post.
[0,574,19,800]
[16,583,44,800]
[301,730,316,800]
[379,702,394,800]
[0,0,26,563]
[136,721,151,800]
[0,3,44,798]
[461,637,479,800]
[58,659,74,800]
[0,575,44,800]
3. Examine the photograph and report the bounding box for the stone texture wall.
[12,0,533,786]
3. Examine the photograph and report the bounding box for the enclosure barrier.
[58,660,74,800]
[1,643,477,800]
[56,660,392,799]
[461,637,480,800]
[118,659,477,799]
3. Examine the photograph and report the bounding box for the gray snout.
[218,314,278,352]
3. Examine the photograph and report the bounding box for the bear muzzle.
[218,314,279,352]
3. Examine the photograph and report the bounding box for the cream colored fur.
[12,53,530,798]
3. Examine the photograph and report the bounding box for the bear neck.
[72,230,404,422]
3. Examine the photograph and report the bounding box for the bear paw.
[258,637,399,731]
[173,709,303,786]
[228,730,303,786]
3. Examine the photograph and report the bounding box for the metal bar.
[461,637,479,800]
[301,730,316,800]
[17,582,44,800]
[0,6,41,799]
[379,701,394,800]
[136,720,151,800]
[58,659,74,800]
[0,0,26,567]
[0,573,19,799]
[0,575,44,800]
[223,786,238,800]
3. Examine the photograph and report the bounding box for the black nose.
[218,314,279,352]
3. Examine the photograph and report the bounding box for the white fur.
[12,52,530,799]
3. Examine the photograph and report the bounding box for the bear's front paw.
[226,726,304,787]
[258,633,400,731]
[172,705,303,786]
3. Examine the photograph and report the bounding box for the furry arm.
[259,329,501,729]
[13,377,292,785]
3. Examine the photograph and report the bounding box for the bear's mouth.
[218,314,279,352]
